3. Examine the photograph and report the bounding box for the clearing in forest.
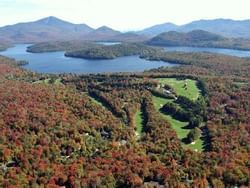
[157,78,200,100]
[135,110,144,136]
[152,78,204,151]
[33,78,62,85]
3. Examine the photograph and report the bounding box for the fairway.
[33,78,62,85]
[89,95,105,107]
[33,78,51,84]
[157,78,200,100]
[135,110,143,136]
[152,95,203,151]
[152,78,203,151]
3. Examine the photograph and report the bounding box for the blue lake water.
[0,44,174,74]
[96,42,121,46]
[164,46,250,57]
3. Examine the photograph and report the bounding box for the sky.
[1,0,250,31]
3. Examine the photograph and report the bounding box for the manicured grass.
[153,96,173,109]
[89,95,105,108]
[135,110,143,136]
[152,78,204,151]
[43,78,51,84]
[33,78,51,84]
[164,114,189,139]
[54,78,62,85]
[33,78,62,85]
[233,82,249,88]
[153,96,203,151]
[157,78,200,100]
[184,138,203,151]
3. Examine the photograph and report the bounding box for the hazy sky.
[1,0,249,30]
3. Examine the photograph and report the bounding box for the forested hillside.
[64,43,162,60]
[26,41,100,53]
[147,30,250,50]
[0,52,249,187]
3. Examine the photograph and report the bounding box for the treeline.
[141,96,183,159]
[161,96,207,124]
[148,52,250,77]
[160,96,207,144]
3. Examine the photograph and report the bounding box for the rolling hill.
[147,30,250,50]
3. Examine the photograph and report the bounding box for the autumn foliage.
[0,54,249,187]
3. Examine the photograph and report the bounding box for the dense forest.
[26,41,100,53]
[28,42,166,60]
[147,30,250,50]
[0,47,249,188]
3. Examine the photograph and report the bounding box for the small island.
[28,42,172,63]
[26,41,99,53]
[65,43,161,60]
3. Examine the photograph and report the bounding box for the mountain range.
[139,19,250,38]
[0,16,146,43]
[0,16,92,43]
[1,17,250,43]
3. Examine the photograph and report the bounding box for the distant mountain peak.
[90,26,120,36]
[0,16,95,43]
[138,18,250,38]
[36,16,71,25]
[156,22,178,27]
[37,16,58,22]
[45,16,59,20]
[137,22,178,36]
[96,26,117,32]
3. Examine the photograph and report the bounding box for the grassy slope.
[157,78,200,100]
[33,78,62,85]
[153,78,203,151]
[135,110,143,136]
[89,95,105,107]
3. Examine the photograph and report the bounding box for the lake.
[96,42,121,46]
[0,44,174,74]
[164,46,250,57]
